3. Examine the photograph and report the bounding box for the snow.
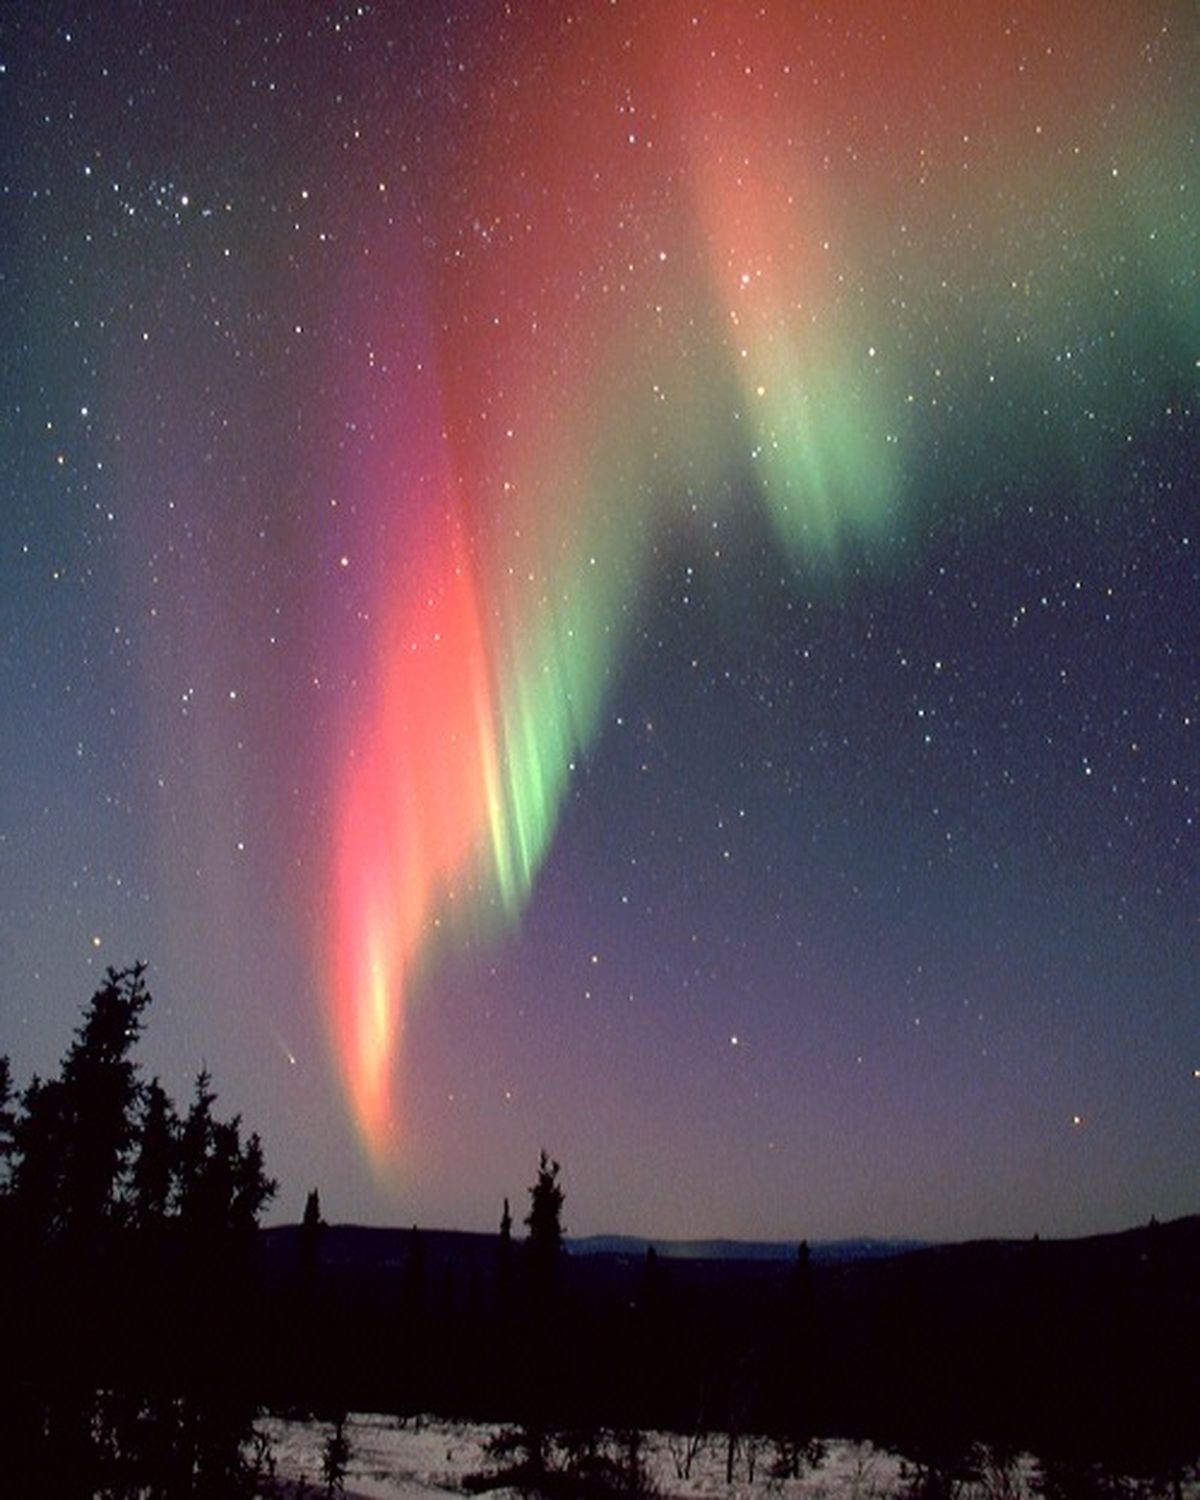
[259,1413,1199,1499]
[263,1414,517,1499]
[261,1412,908,1499]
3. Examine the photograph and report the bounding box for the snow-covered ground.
[263,1412,500,1498]
[258,1412,999,1499]
[261,1412,1200,1499]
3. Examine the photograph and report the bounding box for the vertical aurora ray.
[327,0,1194,1167]
[686,90,898,560]
[329,359,656,1162]
[330,506,501,1159]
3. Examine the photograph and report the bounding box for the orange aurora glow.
[323,0,1189,1167]
[329,511,499,1164]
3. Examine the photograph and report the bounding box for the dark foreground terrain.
[257,1212,1198,1484]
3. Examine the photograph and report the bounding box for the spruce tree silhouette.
[0,1054,15,1185]
[525,1150,564,1277]
[173,1069,277,1494]
[59,963,151,1241]
[497,1194,515,1304]
[8,964,149,1245]
[302,1186,325,1237]
[1,965,277,1498]
[499,1194,513,1250]
[9,1074,67,1238]
[6,965,151,1495]
[291,1187,328,1415]
[521,1150,565,1482]
[129,1076,178,1230]
[0,1051,13,1253]
[393,1225,428,1421]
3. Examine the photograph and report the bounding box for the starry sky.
[1,1,1196,1243]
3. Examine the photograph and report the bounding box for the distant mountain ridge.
[260,1223,924,1268]
[262,1213,1198,1271]
[567,1234,927,1262]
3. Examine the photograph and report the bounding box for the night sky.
[2,1,1195,1243]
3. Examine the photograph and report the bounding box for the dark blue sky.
[1,1,1195,1239]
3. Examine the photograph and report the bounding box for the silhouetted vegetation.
[320,1412,350,1497]
[0,965,276,1497]
[255,1209,1199,1497]
[3,972,1198,1496]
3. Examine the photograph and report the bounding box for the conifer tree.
[302,1187,324,1235]
[9,966,150,1245]
[298,1188,326,1294]
[498,1194,514,1295]
[518,1152,567,1482]
[58,963,150,1241]
[129,1077,178,1230]
[233,1129,274,1234]
[9,1075,66,1238]
[0,1055,15,1189]
[525,1150,565,1275]
[178,1069,218,1233]
[4,967,280,1495]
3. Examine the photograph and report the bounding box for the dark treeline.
[2,972,1197,1498]
[0,966,276,1497]
[255,1209,1199,1496]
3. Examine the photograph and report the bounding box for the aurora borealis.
[2,2,1196,1239]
